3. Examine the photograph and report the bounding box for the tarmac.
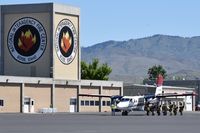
[0,111,199,133]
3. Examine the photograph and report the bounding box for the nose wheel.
[122,111,128,116]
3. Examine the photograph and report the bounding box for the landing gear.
[122,111,128,116]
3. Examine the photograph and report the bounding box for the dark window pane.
[0,100,4,106]
[102,101,106,106]
[70,98,77,105]
[90,101,94,106]
[85,101,89,106]
[107,101,111,106]
[81,100,84,106]
[95,101,99,106]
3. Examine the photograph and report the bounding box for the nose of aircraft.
[117,101,129,109]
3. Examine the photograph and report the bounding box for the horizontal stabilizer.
[156,92,197,98]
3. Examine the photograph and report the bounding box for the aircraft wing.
[78,94,123,100]
[156,92,197,98]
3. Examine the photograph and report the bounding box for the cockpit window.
[121,98,130,102]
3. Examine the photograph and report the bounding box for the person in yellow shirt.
[111,103,117,116]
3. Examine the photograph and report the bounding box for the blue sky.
[1,0,200,47]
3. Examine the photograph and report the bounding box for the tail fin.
[155,74,163,96]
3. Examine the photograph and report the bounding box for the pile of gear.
[144,101,185,116]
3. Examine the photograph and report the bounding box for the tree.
[81,58,112,80]
[147,65,167,80]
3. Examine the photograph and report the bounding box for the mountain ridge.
[81,34,200,83]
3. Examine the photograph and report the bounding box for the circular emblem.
[55,19,78,65]
[7,17,47,64]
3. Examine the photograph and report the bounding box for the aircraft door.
[130,99,134,106]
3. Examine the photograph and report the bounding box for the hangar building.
[0,3,123,113]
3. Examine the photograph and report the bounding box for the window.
[31,100,34,105]
[90,101,94,106]
[81,100,84,106]
[107,101,111,106]
[24,97,30,105]
[102,101,106,106]
[24,101,30,105]
[0,99,4,106]
[85,101,89,106]
[95,101,99,106]
[70,98,77,105]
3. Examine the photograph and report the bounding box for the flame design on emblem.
[61,32,72,53]
[18,30,36,52]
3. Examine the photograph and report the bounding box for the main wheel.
[122,111,125,116]
[125,111,128,116]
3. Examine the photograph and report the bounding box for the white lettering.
[28,55,37,61]
[17,55,26,62]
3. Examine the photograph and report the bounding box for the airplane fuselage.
[116,96,145,112]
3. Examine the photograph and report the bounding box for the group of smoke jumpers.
[144,101,185,116]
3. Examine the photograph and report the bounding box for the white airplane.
[116,74,197,116]
[79,74,196,116]
[114,95,145,115]
[113,74,163,115]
